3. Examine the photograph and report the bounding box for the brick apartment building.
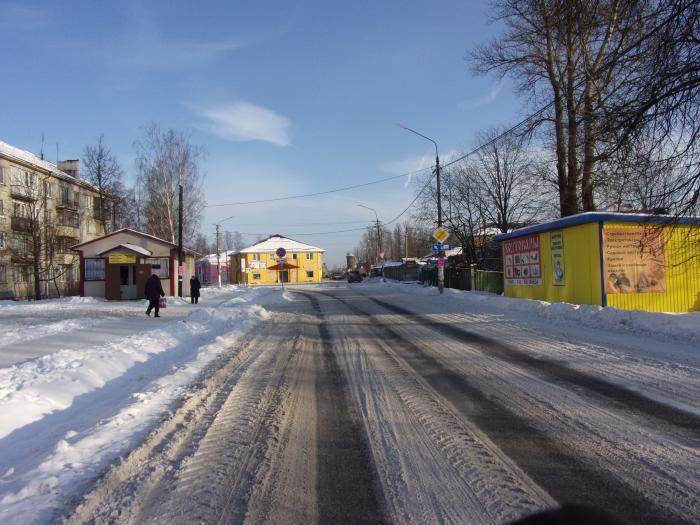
[0,140,114,300]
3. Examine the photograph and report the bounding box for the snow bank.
[379,281,700,344]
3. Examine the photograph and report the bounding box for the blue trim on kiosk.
[598,221,607,307]
[493,212,700,241]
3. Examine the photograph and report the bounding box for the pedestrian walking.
[145,273,165,317]
[190,275,201,304]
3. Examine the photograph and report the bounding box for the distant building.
[196,250,236,286]
[230,234,325,285]
[0,140,114,300]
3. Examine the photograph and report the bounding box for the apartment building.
[0,140,113,300]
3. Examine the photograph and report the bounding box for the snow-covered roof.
[97,243,152,256]
[382,261,404,268]
[198,250,237,263]
[239,234,325,254]
[0,140,104,194]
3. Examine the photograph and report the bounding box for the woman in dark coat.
[145,273,165,317]
[190,275,201,304]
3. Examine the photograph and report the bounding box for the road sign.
[433,227,449,243]
[276,247,287,258]
[178,265,184,276]
[432,243,453,252]
[277,258,288,264]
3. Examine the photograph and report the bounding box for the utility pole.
[358,204,382,264]
[178,172,183,298]
[214,215,236,288]
[398,124,444,293]
[216,223,221,288]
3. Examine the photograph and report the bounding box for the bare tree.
[82,135,123,233]
[472,0,645,216]
[134,124,206,244]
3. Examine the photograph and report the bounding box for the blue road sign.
[432,243,454,252]
[276,247,287,258]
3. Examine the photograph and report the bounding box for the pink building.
[195,251,235,286]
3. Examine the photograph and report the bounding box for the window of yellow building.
[306,271,313,278]
[305,253,313,260]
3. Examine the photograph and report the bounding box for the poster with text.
[603,227,666,294]
[504,233,542,285]
[550,230,565,286]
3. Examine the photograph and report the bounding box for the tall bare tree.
[472,0,644,216]
[82,135,123,233]
[134,124,205,244]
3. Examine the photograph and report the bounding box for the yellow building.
[230,234,325,285]
[493,212,700,313]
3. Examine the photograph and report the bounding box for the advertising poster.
[504,233,542,285]
[550,230,565,286]
[603,227,666,294]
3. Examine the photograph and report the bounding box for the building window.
[251,253,259,261]
[0,232,5,249]
[252,273,261,280]
[0,265,6,283]
[44,181,54,198]
[0,167,5,185]
[292,253,297,260]
[306,253,313,260]
[15,266,30,283]
[0,200,3,216]
[58,209,80,228]
[84,258,105,281]
[306,271,314,278]
[145,258,170,278]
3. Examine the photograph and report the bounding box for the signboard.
[603,227,666,294]
[178,265,184,276]
[550,230,565,286]
[504,234,542,285]
[432,243,453,252]
[108,254,135,264]
[276,247,287,258]
[433,227,449,243]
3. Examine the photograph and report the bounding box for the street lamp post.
[357,204,382,264]
[398,124,445,294]
[215,215,236,288]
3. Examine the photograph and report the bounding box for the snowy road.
[60,285,699,525]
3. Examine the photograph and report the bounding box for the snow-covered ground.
[0,285,278,523]
[0,280,698,523]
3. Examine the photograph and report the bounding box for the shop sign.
[550,230,565,286]
[108,254,136,264]
[603,227,666,294]
[504,234,542,285]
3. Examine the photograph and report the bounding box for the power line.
[205,170,428,208]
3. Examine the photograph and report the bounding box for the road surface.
[63,286,700,524]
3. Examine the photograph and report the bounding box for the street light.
[398,123,445,294]
[397,123,441,227]
[357,204,382,264]
[215,215,236,288]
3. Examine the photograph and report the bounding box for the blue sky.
[0,0,521,266]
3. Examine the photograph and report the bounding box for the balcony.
[11,216,33,232]
[55,224,80,237]
[93,208,111,221]
[10,184,37,202]
[57,195,80,210]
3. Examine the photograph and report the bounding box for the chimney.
[58,159,80,179]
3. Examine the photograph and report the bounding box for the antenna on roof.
[56,143,59,164]
[40,133,45,160]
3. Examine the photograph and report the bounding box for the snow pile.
[0,286,282,524]
[379,280,700,344]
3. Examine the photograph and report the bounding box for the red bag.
[159,297,167,308]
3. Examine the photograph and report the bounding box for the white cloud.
[197,101,292,146]
[460,82,504,111]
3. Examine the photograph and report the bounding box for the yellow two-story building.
[230,234,325,285]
